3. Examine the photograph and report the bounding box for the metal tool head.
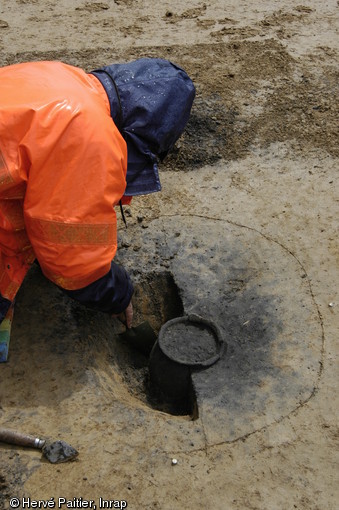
[42,439,78,464]
[119,320,157,356]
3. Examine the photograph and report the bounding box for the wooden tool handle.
[0,429,44,449]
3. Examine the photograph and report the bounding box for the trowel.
[119,320,157,356]
[0,429,78,464]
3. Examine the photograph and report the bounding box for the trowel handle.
[0,429,45,449]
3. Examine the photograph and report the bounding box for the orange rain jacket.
[0,61,128,304]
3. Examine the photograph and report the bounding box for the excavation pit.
[116,275,226,418]
[149,315,225,417]
[115,270,199,416]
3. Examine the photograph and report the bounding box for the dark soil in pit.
[160,322,219,365]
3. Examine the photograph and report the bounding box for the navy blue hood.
[91,58,195,196]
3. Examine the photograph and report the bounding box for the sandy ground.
[0,1,338,509]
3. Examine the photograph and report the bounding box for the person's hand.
[113,300,133,329]
[124,300,133,329]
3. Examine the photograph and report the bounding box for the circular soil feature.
[158,315,224,367]
[119,215,324,443]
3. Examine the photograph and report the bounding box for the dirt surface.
[0,1,338,509]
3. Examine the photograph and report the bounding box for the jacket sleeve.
[62,261,133,314]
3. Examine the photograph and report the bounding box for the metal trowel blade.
[119,321,157,356]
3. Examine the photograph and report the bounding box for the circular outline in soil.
[157,313,225,367]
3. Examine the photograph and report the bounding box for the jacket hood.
[91,58,195,196]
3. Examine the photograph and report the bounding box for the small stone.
[171,458,178,465]
[328,302,334,307]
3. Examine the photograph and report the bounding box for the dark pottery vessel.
[149,314,225,415]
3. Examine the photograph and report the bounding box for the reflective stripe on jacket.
[0,61,127,300]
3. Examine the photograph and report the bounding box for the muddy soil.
[0,1,338,509]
